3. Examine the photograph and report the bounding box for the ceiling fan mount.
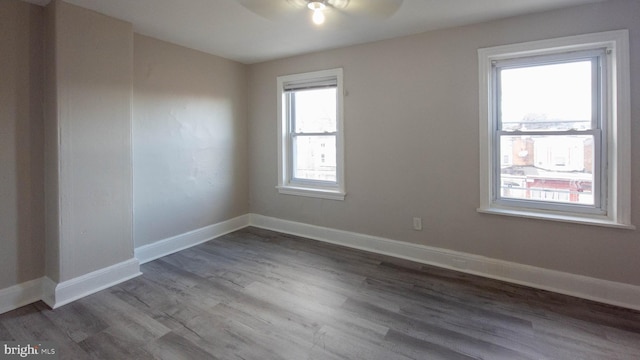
[288,0,351,11]
[238,0,403,25]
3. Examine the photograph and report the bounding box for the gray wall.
[1,0,637,301]
[45,1,134,282]
[248,0,640,285]
[0,1,45,289]
[43,0,59,281]
[1,0,249,291]
[132,34,249,248]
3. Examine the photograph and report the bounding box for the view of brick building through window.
[500,131,594,205]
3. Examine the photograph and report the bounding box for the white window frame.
[493,49,605,214]
[277,68,345,200]
[478,30,634,229]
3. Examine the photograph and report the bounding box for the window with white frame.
[478,30,633,228]
[277,68,345,200]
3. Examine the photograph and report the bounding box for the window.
[277,68,345,200]
[478,31,633,228]
[496,53,601,209]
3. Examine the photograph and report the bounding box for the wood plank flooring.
[2,227,639,359]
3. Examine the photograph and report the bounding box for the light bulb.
[308,1,326,25]
[312,9,325,25]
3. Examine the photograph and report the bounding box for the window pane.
[293,88,336,133]
[500,61,593,131]
[500,134,594,205]
[293,135,336,182]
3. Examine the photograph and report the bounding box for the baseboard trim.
[0,278,45,315]
[135,214,251,264]
[249,214,640,311]
[41,258,141,309]
[0,215,250,314]
[2,212,638,314]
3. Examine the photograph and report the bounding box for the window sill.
[477,206,635,230]
[277,185,345,201]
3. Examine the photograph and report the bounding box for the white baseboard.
[0,215,249,314]
[3,212,638,314]
[249,214,640,311]
[135,214,251,264]
[0,277,45,315]
[41,258,141,309]
[1,258,141,314]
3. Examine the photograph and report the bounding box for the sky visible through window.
[500,61,592,126]
[294,88,336,133]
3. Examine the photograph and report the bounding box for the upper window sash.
[492,49,605,133]
[286,88,338,135]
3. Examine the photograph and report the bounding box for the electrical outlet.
[412,217,423,231]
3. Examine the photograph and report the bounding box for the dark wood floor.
[1,227,639,359]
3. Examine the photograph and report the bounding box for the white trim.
[2,213,639,313]
[134,214,250,264]
[478,30,632,228]
[40,276,57,308]
[276,186,345,200]
[0,214,251,314]
[249,214,640,311]
[41,258,141,309]
[0,278,45,315]
[478,207,635,230]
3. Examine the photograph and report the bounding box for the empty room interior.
[1,0,639,358]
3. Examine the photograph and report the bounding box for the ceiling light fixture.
[307,1,326,25]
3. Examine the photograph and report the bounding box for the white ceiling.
[29,0,606,64]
